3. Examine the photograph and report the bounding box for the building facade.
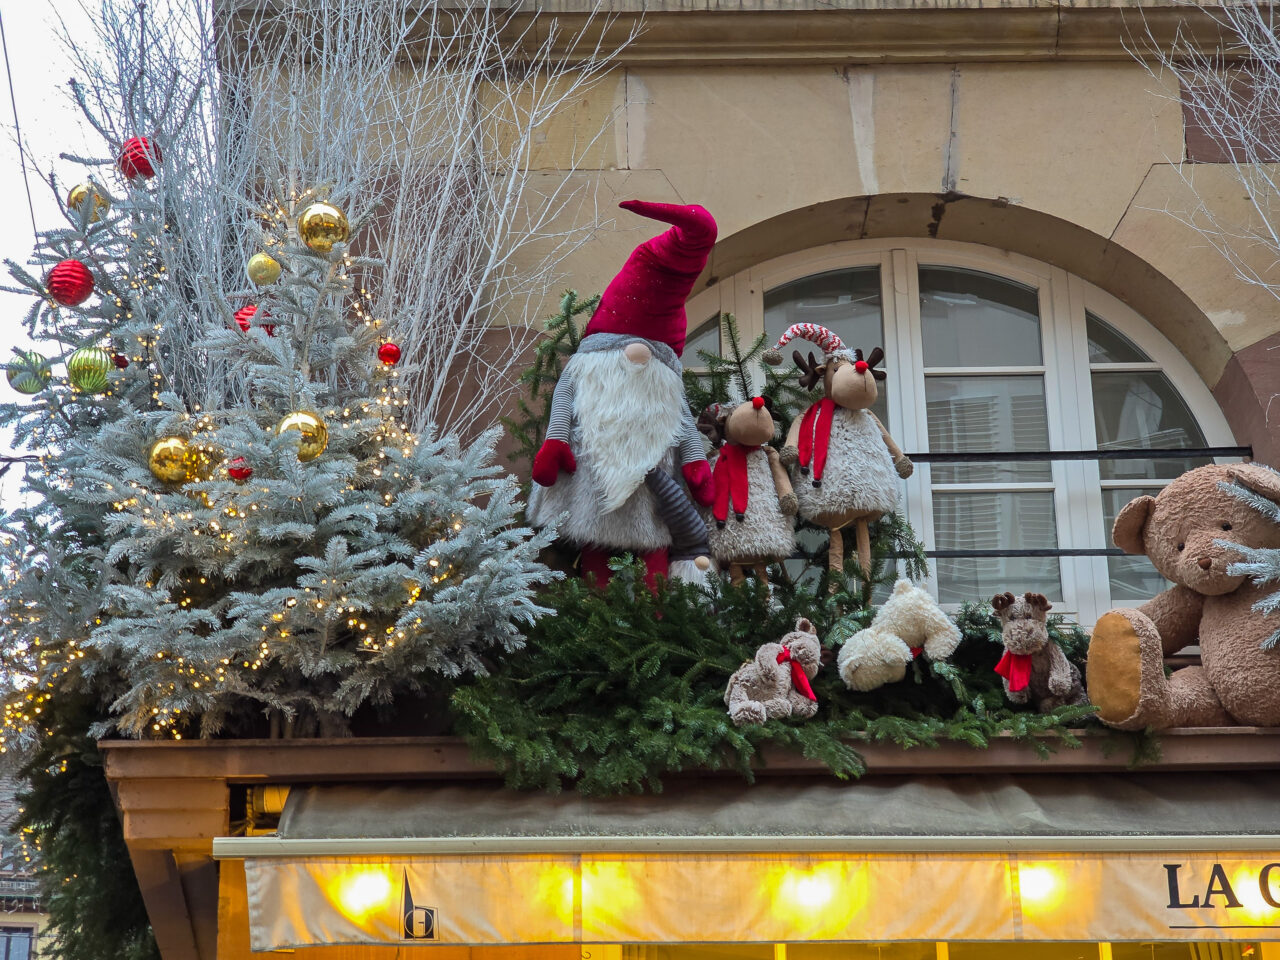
[109,2,1280,958]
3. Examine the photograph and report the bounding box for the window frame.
[686,239,1236,624]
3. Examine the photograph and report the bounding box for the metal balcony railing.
[900,446,1253,559]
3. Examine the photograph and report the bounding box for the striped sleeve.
[545,371,576,442]
[645,468,710,558]
[677,409,707,465]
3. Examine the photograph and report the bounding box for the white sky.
[0,4,102,507]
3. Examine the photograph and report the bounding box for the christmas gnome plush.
[527,201,718,589]
[763,324,913,577]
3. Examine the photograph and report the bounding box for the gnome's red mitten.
[533,439,576,487]
[682,460,715,507]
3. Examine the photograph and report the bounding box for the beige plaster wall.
[515,59,1279,378]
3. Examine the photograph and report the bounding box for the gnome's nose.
[624,342,652,365]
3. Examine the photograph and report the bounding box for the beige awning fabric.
[215,774,1280,950]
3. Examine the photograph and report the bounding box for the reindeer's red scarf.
[797,398,836,483]
[712,443,758,523]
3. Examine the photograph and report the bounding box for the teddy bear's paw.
[1087,608,1164,730]
[764,697,793,719]
[730,700,768,727]
[792,698,819,719]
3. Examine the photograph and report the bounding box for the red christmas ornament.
[117,137,161,180]
[377,342,401,365]
[47,259,94,307]
[112,353,129,369]
[226,457,254,483]
[233,304,274,336]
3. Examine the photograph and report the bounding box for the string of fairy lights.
[0,168,466,745]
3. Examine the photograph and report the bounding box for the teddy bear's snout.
[1198,556,1212,570]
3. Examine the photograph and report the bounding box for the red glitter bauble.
[226,456,254,483]
[233,304,273,335]
[112,354,129,369]
[47,259,94,307]
[117,137,161,180]
[377,342,401,365]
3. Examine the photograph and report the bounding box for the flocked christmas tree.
[0,1,630,953]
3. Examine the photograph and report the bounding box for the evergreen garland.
[453,565,1097,795]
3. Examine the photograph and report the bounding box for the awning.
[214,773,1280,950]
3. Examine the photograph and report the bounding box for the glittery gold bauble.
[67,183,109,222]
[297,202,349,254]
[66,346,113,393]
[276,410,328,462]
[148,436,196,485]
[246,252,281,286]
[188,443,222,481]
[6,351,51,395]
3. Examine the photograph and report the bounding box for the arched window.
[685,240,1235,624]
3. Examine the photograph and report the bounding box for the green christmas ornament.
[66,346,113,394]
[5,351,52,395]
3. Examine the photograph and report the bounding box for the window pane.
[0,929,32,960]
[765,268,887,424]
[1102,487,1171,602]
[919,266,1041,367]
[1087,311,1150,363]
[684,315,721,367]
[933,491,1062,602]
[926,375,1051,483]
[1092,371,1211,480]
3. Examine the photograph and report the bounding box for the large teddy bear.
[1087,463,1280,729]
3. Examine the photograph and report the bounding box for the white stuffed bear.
[837,579,960,692]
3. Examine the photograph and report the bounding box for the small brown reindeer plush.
[992,592,1087,712]
[764,323,912,578]
[724,618,822,726]
[697,396,797,584]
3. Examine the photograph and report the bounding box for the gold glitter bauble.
[67,183,109,222]
[6,351,51,395]
[148,436,196,485]
[66,346,113,393]
[276,410,328,462]
[246,252,281,286]
[297,202,349,254]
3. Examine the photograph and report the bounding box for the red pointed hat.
[583,200,717,357]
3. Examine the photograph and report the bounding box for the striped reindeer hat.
[762,323,851,366]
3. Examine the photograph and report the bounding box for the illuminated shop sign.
[237,853,1280,951]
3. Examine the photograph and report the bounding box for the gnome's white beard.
[572,348,686,514]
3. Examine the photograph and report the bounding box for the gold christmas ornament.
[67,182,109,222]
[297,202,349,254]
[276,410,328,462]
[66,346,113,393]
[246,252,281,286]
[5,351,52,395]
[148,436,196,485]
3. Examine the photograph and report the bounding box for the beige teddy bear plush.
[1087,463,1280,730]
[992,592,1087,712]
[837,579,960,691]
[725,618,822,726]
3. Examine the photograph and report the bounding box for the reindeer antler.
[864,346,887,381]
[793,350,824,390]
[697,404,727,448]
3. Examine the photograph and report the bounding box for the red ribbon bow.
[712,443,758,524]
[777,646,817,702]
[797,398,836,483]
[994,651,1034,692]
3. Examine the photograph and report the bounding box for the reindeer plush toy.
[764,324,913,577]
[697,395,797,584]
[992,591,1087,712]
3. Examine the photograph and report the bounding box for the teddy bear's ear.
[1113,494,1157,555]
[1024,593,1052,614]
[794,617,815,635]
[1229,464,1280,507]
[991,592,1015,612]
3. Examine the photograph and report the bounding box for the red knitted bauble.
[233,304,274,336]
[117,137,161,180]
[377,342,401,365]
[47,260,94,307]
